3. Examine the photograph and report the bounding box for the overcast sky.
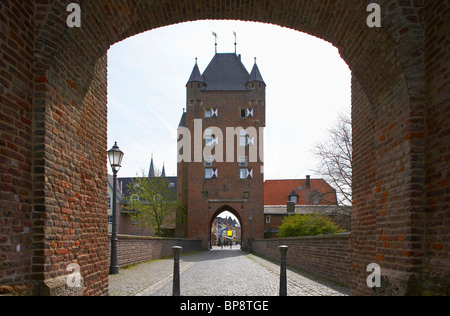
[107,20,351,180]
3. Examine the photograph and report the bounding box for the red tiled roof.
[264,179,337,206]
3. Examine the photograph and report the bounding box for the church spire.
[161,163,166,178]
[148,155,155,177]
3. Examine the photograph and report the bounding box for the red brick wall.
[0,0,35,295]
[109,235,202,268]
[253,234,351,287]
[423,1,450,295]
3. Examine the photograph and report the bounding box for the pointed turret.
[186,58,204,86]
[148,155,155,177]
[248,58,265,85]
[187,58,205,103]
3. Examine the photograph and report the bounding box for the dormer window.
[288,190,299,204]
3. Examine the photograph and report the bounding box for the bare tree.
[312,112,352,207]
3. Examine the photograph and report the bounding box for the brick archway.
[1,1,448,295]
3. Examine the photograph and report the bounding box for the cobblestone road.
[109,247,349,296]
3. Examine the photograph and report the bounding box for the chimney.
[306,175,311,188]
[287,201,295,213]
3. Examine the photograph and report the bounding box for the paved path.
[109,247,349,296]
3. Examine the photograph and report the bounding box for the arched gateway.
[1,1,448,296]
[209,205,242,249]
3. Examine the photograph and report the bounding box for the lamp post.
[107,142,124,275]
[248,214,253,254]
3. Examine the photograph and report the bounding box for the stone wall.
[109,235,202,268]
[253,234,351,287]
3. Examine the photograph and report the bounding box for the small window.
[238,156,248,167]
[205,108,211,118]
[290,195,298,203]
[240,108,253,118]
[239,168,253,179]
[205,129,213,146]
[204,156,213,167]
[239,168,247,179]
[312,195,320,204]
[239,129,247,147]
[205,168,218,179]
[265,216,271,224]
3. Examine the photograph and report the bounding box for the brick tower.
[177,53,266,249]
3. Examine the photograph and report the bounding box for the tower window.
[204,156,213,167]
[240,108,253,118]
[204,129,216,146]
[205,167,218,179]
[239,168,253,179]
[238,156,248,167]
[239,129,247,147]
[205,108,218,118]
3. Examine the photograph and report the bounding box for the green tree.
[124,169,178,237]
[277,213,344,238]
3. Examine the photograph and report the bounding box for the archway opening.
[209,207,242,250]
[107,20,351,246]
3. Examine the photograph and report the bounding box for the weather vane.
[212,31,218,54]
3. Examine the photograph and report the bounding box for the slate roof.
[187,53,265,91]
[178,111,186,128]
[187,62,204,84]
[248,62,265,84]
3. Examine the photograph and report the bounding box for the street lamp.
[107,142,124,275]
[248,214,253,254]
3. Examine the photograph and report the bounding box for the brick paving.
[109,247,349,296]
